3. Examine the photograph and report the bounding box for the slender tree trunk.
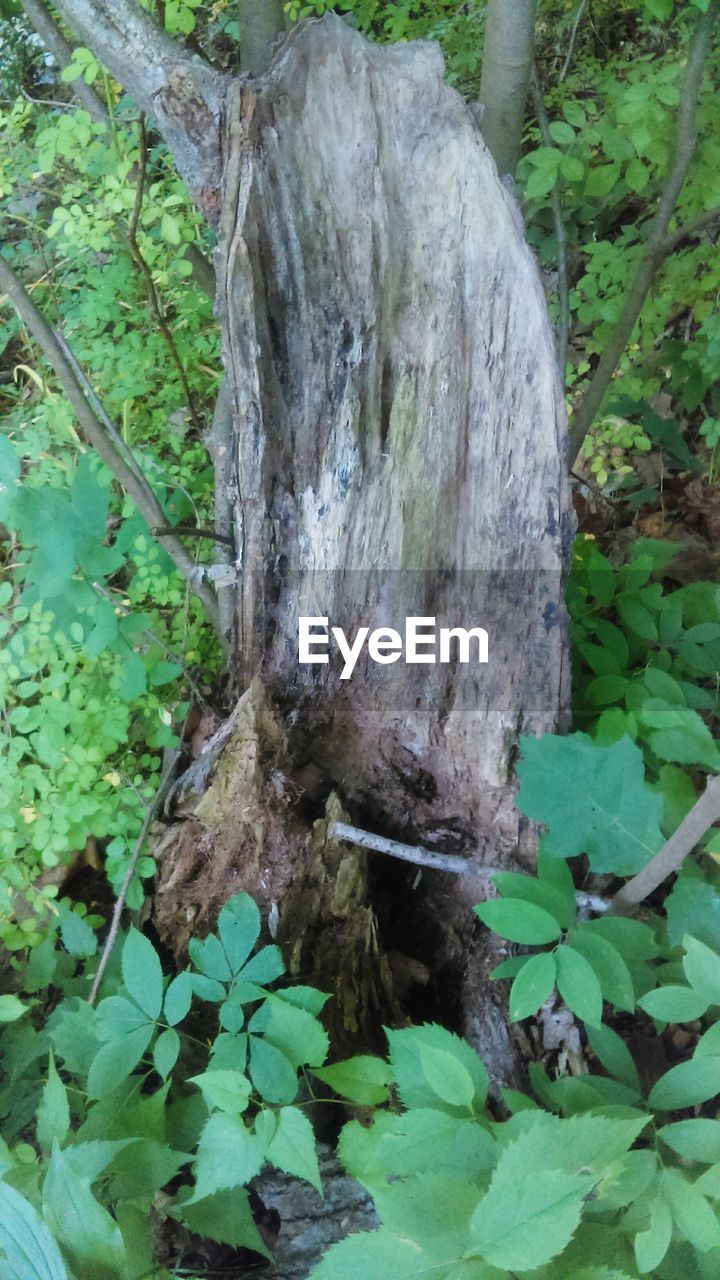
[479,0,537,176]
[154,17,572,1081]
[237,0,286,74]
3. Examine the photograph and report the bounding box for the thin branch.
[329,821,476,874]
[569,1,718,461]
[531,64,569,383]
[657,203,720,255]
[152,523,233,546]
[128,115,204,435]
[0,253,222,637]
[611,773,720,915]
[559,0,587,84]
[88,752,179,1004]
[19,0,109,121]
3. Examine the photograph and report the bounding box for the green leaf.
[658,1119,720,1164]
[311,1055,393,1105]
[585,675,629,706]
[618,597,657,642]
[0,1181,70,1280]
[586,1024,640,1091]
[339,1109,496,1188]
[419,1044,476,1110]
[493,871,575,929]
[266,1105,321,1190]
[516,734,664,874]
[625,157,649,193]
[386,1024,488,1115]
[682,934,720,1003]
[43,1141,127,1276]
[249,1035,298,1104]
[164,971,193,1025]
[192,1112,264,1200]
[586,164,619,197]
[153,1027,180,1079]
[556,946,603,1028]
[161,212,181,244]
[189,1068,251,1114]
[308,1229,440,1278]
[666,878,720,951]
[467,1130,589,1270]
[634,1194,672,1273]
[474,898,562,945]
[549,120,576,147]
[218,892,261,973]
[0,434,20,522]
[86,1024,154,1098]
[509,951,556,1020]
[250,993,329,1068]
[37,1052,70,1151]
[56,903,98,957]
[190,931,233,982]
[569,927,635,1012]
[149,659,182,686]
[648,1054,720,1110]
[121,927,163,1021]
[175,1187,272,1258]
[0,994,29,1023]
[662,1168,720,1250]
[638,985,709,1023]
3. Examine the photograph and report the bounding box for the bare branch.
[20,0,109,121]
[531,64,569,383]
[559,0,587,84]
[611,773,720,915]
[569,1,718,461]
[330,820,475,874]
[88,751,179,1004]
[0,253,223,637]
[50,0,226,215]
[479,0,538,176]
[658,203,720,255]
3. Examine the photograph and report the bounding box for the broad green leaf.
[153,1027,180,1079]
[569,927,635,1012]
[386,1024,488,1115]
[237,944,284,985]
[556,946,603,1028]
[585,163,619,197]
[509,951,556,1020]
[189,1068,251,1114]
[585,675,629,706]
[108,1140,190,1202]
[682,935,720,1004]
[493,871,575,929]
[37,1052,70,1151]
[339,1109,496,1188]
[189,931,233,983]
[43,1142,126,1276]
[665,878,720,952]
[218,892,261,974]
[249,993,328,1068]
[474,898,561,945]
[308,1229,438,1278]
[516,734,663,874]
[175,1187,272,1258]
[638,985,709,1023]
[662,1168,720,1250]
[57,904,97,957]
[658,1120,720,1164]
[491,954,531,979]
[62,1139,136,1183]
[634,1195,672,1273]
[582,915,659,961]
[467,1134,589,1269]
[267,1106,321,1190]
[311,1055,393,1105]
[586,1024,640,1091]
[0,1181,69,1280]
[164,971,193,1024]
[249,1034,298,1104]
[192,1112,264,1200]
[86,1024,154,1098]
[96,995,152,1039]
[0,434,20,522]
[122,928,163,1021]
[648,1055,720,1110]
[420,1044,476,1110]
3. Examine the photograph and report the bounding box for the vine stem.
[87,752,179,1004]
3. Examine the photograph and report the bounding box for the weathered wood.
[157,15,572,1078]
